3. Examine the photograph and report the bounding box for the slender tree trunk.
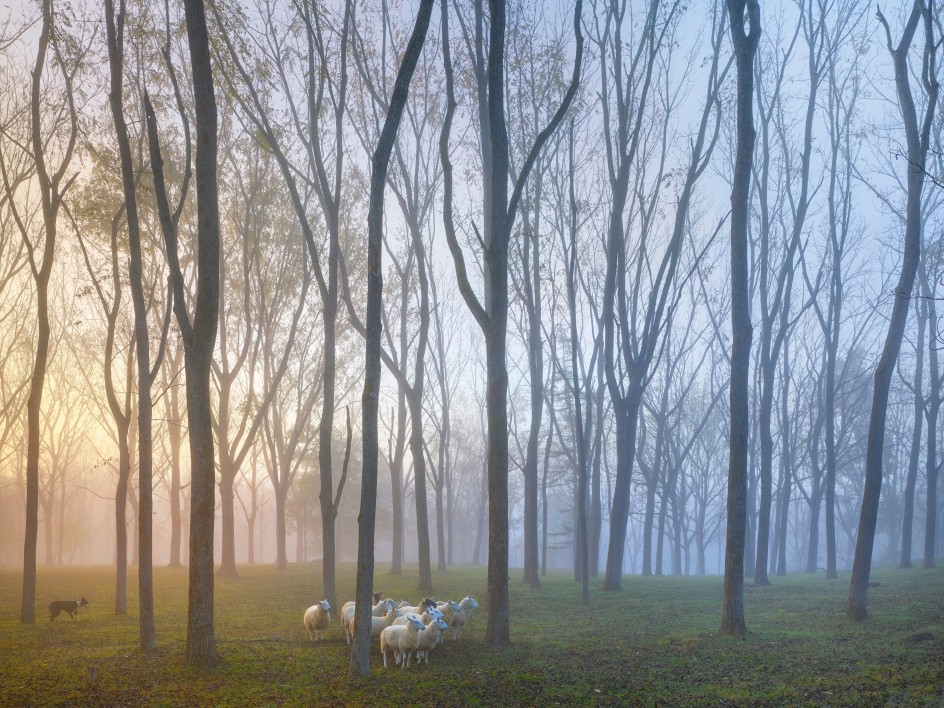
[20,0,74,627]
[167,349,184,568]
[541,385,555,575]
[719,0,760,639]
[848,1,938,620]
[275,487,288,570]
[219,465,237,577]
[900,296,925,569]
[604,396,641,590]
[146,0,222,665]
[643,472,657,576]
[472,454,487,567]
[923,271,940,568]
[105,0,158,646]
[590,367,604,576]
[521,184,543,589]
[408,392,433,592]
[774,343,792,576]
[351,0,433,675]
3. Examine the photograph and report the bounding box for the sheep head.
[405,613,425,631]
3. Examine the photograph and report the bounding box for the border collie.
[48,597,90,621]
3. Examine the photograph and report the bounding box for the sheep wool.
[379,614,425,669]
[450,595,479,640]
[303,599,331,641]
[348,606,401,642]
[414,617,450,664]
[435,600,462,643]
[393,606,444,626]
[341,598,394,643]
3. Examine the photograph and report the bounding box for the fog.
[0,0,941,658]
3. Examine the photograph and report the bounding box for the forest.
[0,0,942,700]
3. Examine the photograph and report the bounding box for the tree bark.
[900,295,925,568]
[440,0,581,640]
[351,0,433,676]
[18,0,79,625]
[922,264,940,569]
[106,0,159,650]
[145,0,222,665]
[848,0,938,620]
[719,0,759,639]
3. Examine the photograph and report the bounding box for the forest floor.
[0,561,941,706]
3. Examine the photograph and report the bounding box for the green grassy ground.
[0,562,941,706]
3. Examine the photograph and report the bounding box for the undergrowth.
[0,562,941,705]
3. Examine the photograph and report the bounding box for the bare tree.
[0,0,84,625]
[104,0,175,650]
[919,254,941,568]
[719,0,760,639]
[211,0,353,608]
[441,0,582,647]
[352,0,434,676]
[750,0,824,587]
[212,132,307,578]
[596,0,727,589]
[847,0,939,621]
[144,0,222,665]
[346,14,447,588]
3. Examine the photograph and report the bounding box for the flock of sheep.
[302,594,480,669]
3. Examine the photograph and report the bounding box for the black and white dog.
[48,597,90,621]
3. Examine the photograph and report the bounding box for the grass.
[0,561,942,706]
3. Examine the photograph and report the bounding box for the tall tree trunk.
[167,348,184,568]
[145,0,222,665]
[642,469,657,577]
[441,0,582,643]
[604,396,641,589]
[900,296,925,568]
[275,487,288,570]
[219,465,237,577]
[848,1,938,620]
[390,398,406,574]
[719,0,760,639]
[521,179,544,589]
[590,361,604,576]
[922,266,940,568]
[774,342,792,576]
[408,392,433,592]
[351,0,433,675]
[105,0,159,647]
[19,0,78,626]
[115,435,131,614]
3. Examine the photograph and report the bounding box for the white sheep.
[434,600,462,643]
[303,599,331,641]
[379,613,425,669]
[348,605,402,644]
[414,616,450,664]
[396,597,437,616]
[450,595,479,640]
[340,598,395,644]
[393,605,443,626]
